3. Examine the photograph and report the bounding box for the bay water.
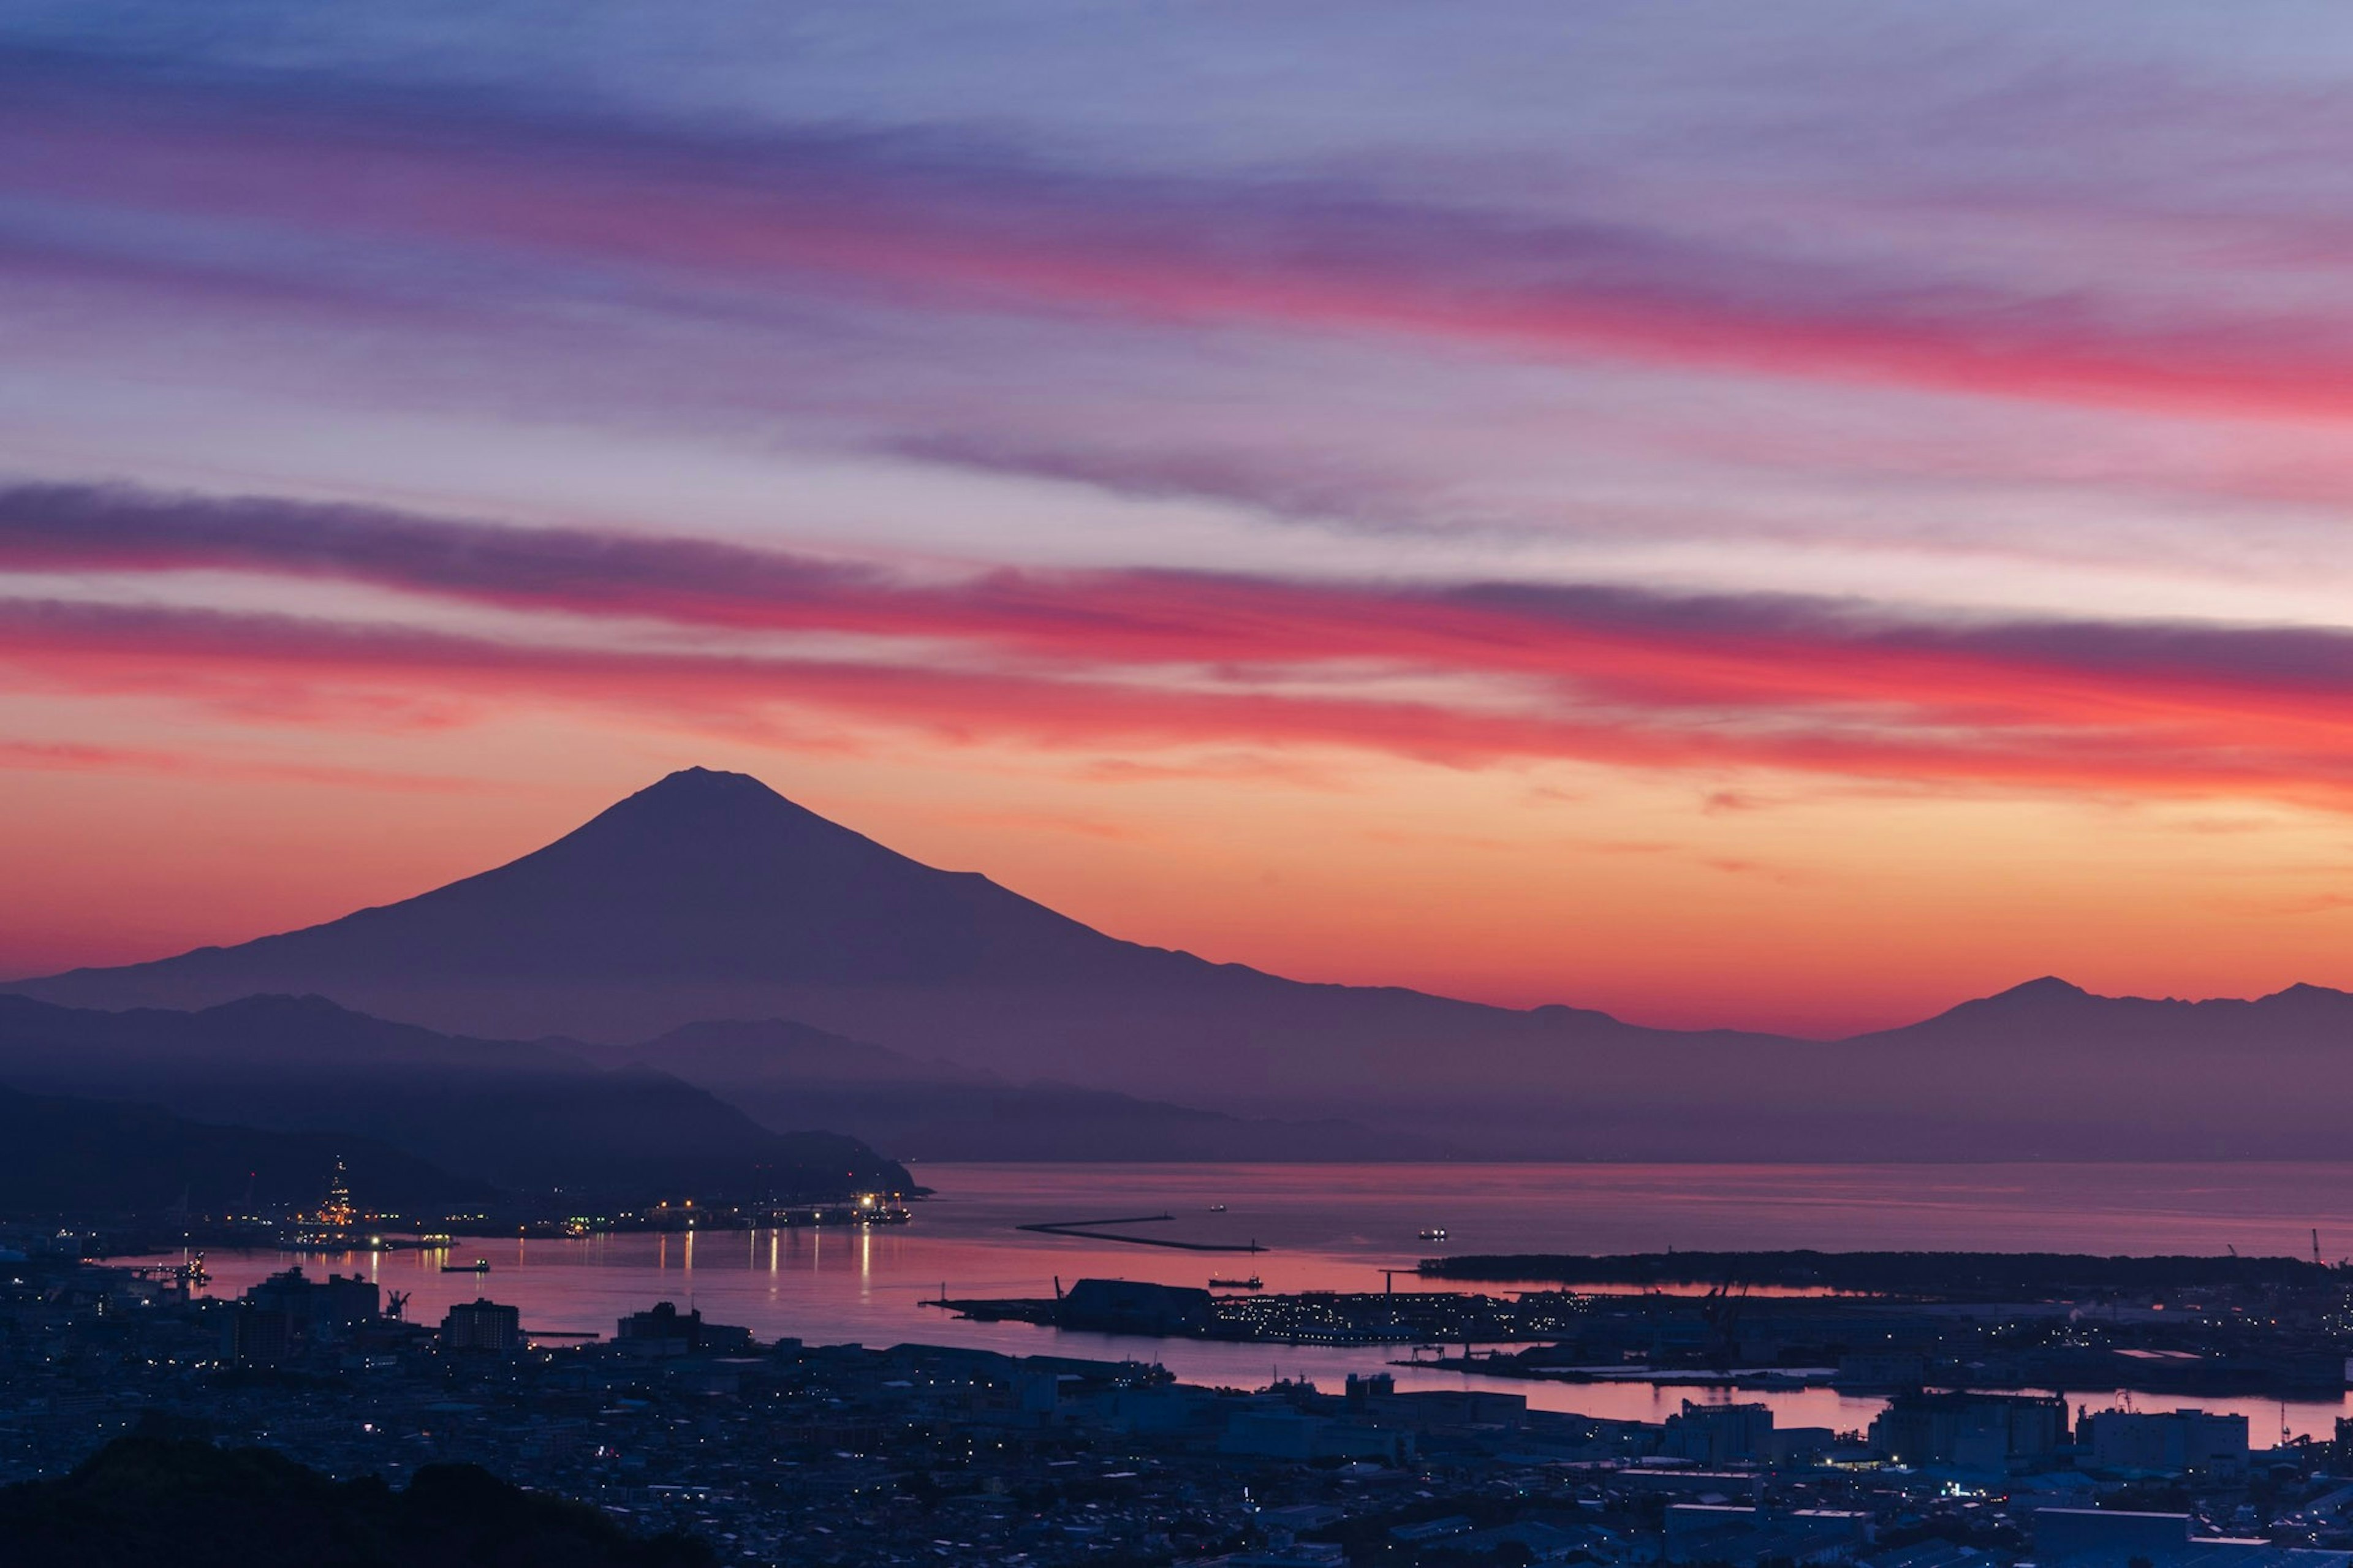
[135,1162,2353,1441]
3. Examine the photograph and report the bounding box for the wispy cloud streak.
[7,52,2353,422]
[14,483,2353,808]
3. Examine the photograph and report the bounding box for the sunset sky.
[10,4,2353,1034]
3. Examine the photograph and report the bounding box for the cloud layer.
[12,482,2353,812]
[9,48,2353,425]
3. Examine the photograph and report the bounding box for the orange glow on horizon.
[11,18,2353,1039]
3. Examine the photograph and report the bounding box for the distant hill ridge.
[0,991,908,1199]
[0,991,1430,1167]
[602,1017,1455,1162]
[0,1083,488,1215]
[16,767,2353,1161]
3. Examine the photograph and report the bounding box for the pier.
[1015,1214,1265,1253]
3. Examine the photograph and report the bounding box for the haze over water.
[140,1162,2353,1443]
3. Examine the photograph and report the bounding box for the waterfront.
[125,1161,2353,1441]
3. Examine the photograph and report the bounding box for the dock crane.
[1700,1274,1751,1371]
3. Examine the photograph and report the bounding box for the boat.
[1209,1274,1263,1289]
[441,1259,492,1274]
[1208,1204,1227,1213]
[1419,1228,1449,1241]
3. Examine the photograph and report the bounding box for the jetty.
[1017,1214,1265,1254]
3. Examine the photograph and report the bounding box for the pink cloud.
[8,59,2353,425]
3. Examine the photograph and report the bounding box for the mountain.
[7,768,1760,1118]
[605,1018,1453,1162]
[0,994,910,1200]
[0,1083,488,1218]
[17,768,2353,1160]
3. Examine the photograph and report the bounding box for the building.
[221,1301,294,1366]
[1054,1279,1212,1336]
[2082,1408,2249,1475]
[615,1300,754,1354]
[2037,1509,2353,1568]
[220,1266,380,1363]
[440,1297,522,1352]
[2034,1509,2196,1567]
[316,1156,355,1229]
[244,1266,378,1329]
[1871,1391,2067,1471]
[1612,1469,1766,1502]
[1346,1375,1529,1434]
[1662,1399,1775,1464]
[1664,1505,1870,1566]
[1770,1426,1840,1466]
[1219,1410,1413,1464]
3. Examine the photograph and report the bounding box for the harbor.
[88,1159,2353,1444]
[934,1241,2353,1403]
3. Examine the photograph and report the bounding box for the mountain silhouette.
[602,1017,1455,1162]
[12,768,1661,1100]
[0,991,909,1199]
[21,768,1183,1004]
[0,1083,489,1216]
[18,767,2353,1159]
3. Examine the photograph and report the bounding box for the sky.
[10,3,2353,1034]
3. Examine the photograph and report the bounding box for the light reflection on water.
[121,1161,2353,1442]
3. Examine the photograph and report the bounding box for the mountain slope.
[610,1018,1453,1162]
[0,993,911,1199]
[8,768,1771,1112]
[25,767,1178,993]
[18,769,2353,1160]
[0,1084,489,1218]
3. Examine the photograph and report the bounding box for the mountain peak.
[623,766,801,814]
[1989,975,2091,1004]
[644,765,774,795]
[1852,974,2102,1040]
[578,766,851,847]
[6,765,1166,1034]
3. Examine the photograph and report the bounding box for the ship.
[1419,1227,1448,1241]
[441,1258,492,1274]
[1208,1204,1227,1213]
[127,1257,211,1293]
[1208,1274,1264,1289]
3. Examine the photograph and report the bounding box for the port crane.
[1700,1274,1751,1372]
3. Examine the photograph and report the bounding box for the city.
[13,1183,2353,1567]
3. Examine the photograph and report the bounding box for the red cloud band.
[11,502,2353,812]
[7,482,2353,745]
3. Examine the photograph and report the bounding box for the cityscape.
[13,2,2353,1564]
[13,1159,2353,1564]
[10,1214,2353,1566]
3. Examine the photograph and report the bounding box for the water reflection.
[118,1161,2353,1442]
